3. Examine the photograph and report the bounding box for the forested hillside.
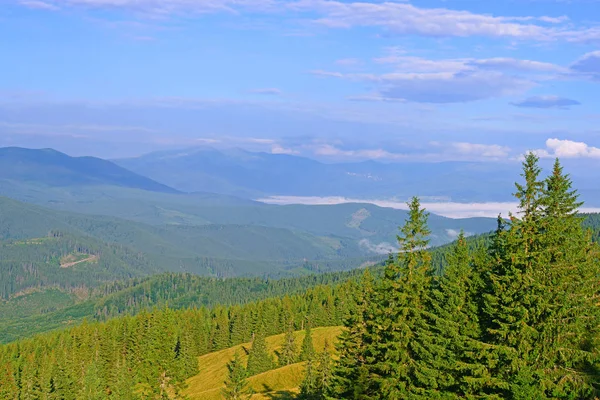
[0,154,600,399]
[1,154,599,399]
[0,232,492,343]
[0,278,355,398]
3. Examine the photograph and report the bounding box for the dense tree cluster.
[327,155,600,399]
[0,280,354,399]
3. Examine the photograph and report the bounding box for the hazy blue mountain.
[0,147,178,193]
[114,146,520,202]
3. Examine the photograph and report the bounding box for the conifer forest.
[1,153,599,399]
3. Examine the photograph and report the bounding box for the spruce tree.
[299,357,318,399]
[329,269,375,399]
[482,152,547,398]
[0,362,18,400]
[533,158,600,397]
[427,231,500,397]
[315,341,333,398]
[222,351,252,400]
[299,324,315,362]
[278,324,298,367]
[482,154,600,398]
[246,329,274,376]
[363,196,436,398]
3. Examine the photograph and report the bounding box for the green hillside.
[185,326,342,399]
[0,196,379,279]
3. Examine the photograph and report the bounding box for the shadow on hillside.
[261,384,297,399]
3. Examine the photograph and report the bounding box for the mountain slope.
[185,326,342,400]
[115,146,519,201]
[0,147,178,193]
[0,196,377,278]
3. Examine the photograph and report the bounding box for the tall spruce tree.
[299,357,319,399]
[222,351,252,400]
[363,196,436,398]
[427,231,500,397]
[300,324,316,362]
[315,341,333,398]
[482,153,600,398]
[246,329,274,376]
[482,152,548,398]
[533,158,600,397]
[278,324,298,367]
[328,269,375,399]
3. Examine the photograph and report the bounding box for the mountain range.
[114,146,521,202]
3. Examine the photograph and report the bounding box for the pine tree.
[299,357,318,399]
[278,324,298,367]
[329,269,375,399]
[482,152,548,398]
[246,329,274,376]
[481,154,600,398]
[222,351,252,400]
[427,231,500,397]
[0,362,18,400]
[532,158,600,397]
[299,323,315,362]
[362,196,436,398]
[78,361,105,400]
[315,341,333,398]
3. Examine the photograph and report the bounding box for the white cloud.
[534,138,600,159]
[271,144,299,154]
[256,196,520,218]
[359,239,398,254]
[19,0,59,10]
[314,54,561,103]
[451,142,511,158]
[257,196,600,218]
[313,144,408,160]
[467,58,567,73]
[17,0,600,42]
[570,51,600,81]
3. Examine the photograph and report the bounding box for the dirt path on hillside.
[60,255,99,268]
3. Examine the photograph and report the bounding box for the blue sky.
[1,0,600,161]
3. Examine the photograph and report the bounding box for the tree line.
[320,155,600,399]
[0,278,357,399]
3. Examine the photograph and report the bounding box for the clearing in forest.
[184,326,342,400]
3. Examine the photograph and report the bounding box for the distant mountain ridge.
[0,147,178,193]
[114,146,520,201]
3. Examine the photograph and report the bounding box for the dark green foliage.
[278,324,298,367]
[328,269,374,399]
[246,329,275,376]
[330,157,600,399]
[300,324,316,362]
[363,196,437,398]
[222,351,252,400]
[427,231,498,397]
[299,358,319,399]
[0,275,354,399]
[299,341,333,400]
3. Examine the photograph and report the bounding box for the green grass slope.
[184,326,342,400]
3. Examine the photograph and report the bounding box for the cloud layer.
[511,95,581,109]
[15,0,600,42]
[534,138,600,159]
